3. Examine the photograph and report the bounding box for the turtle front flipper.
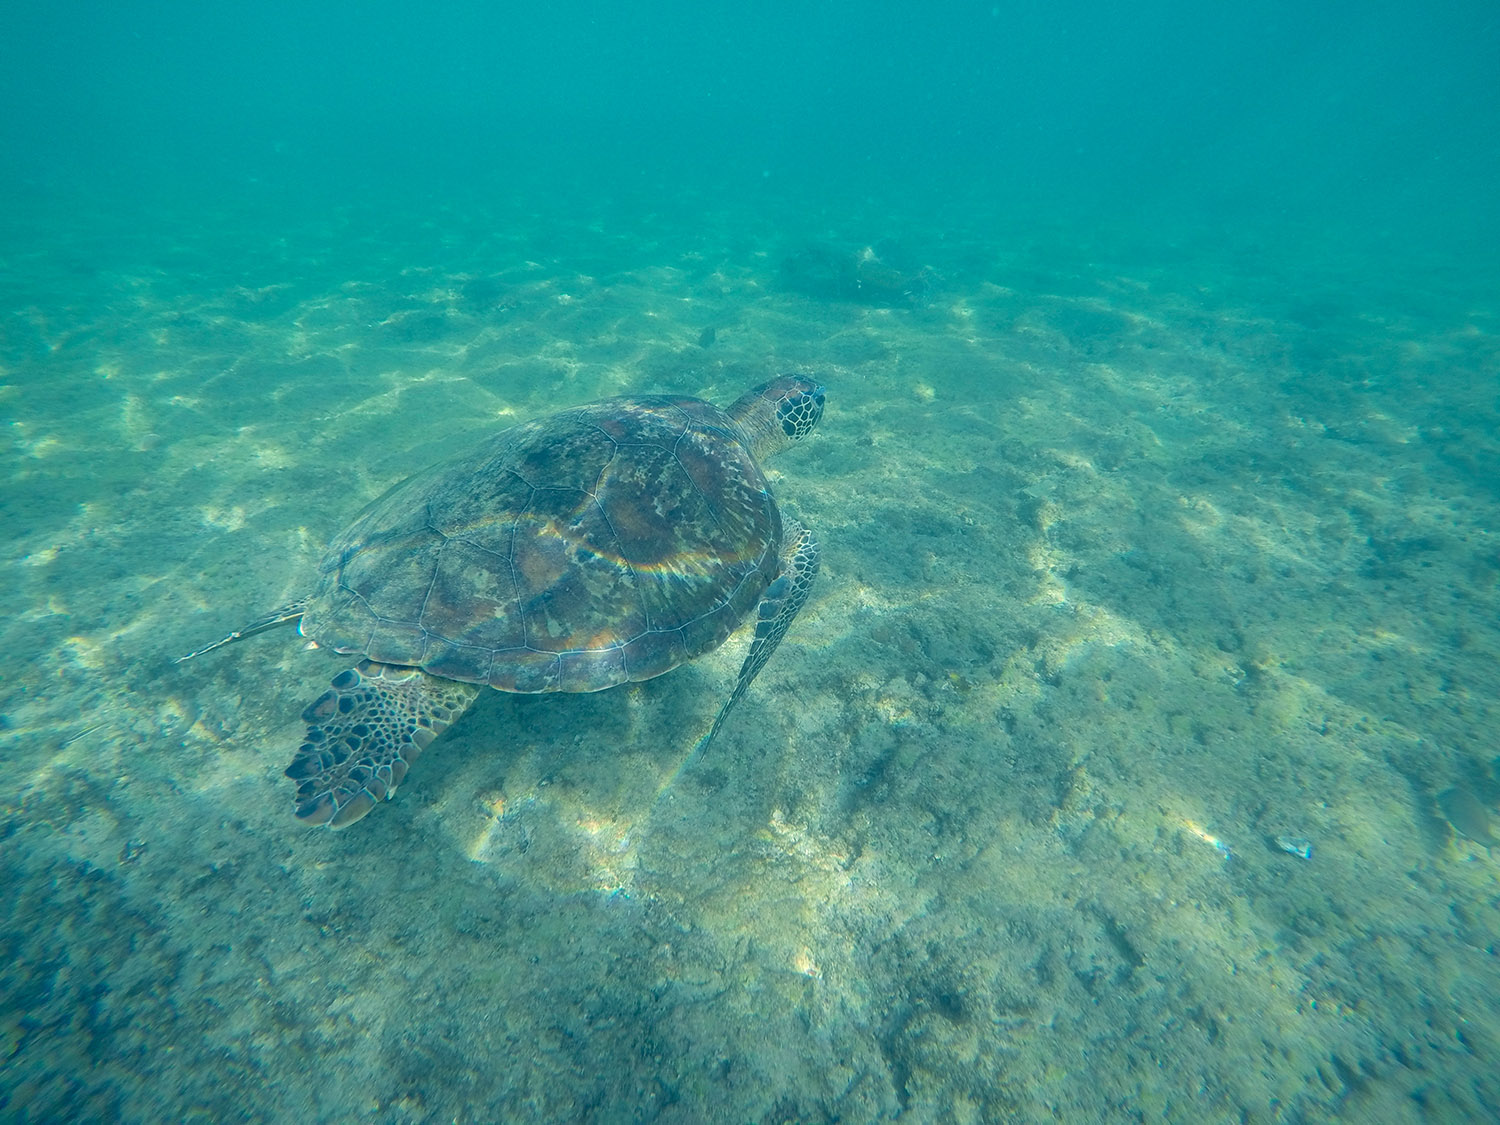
[284,660,481,828]
[701,520,820,749]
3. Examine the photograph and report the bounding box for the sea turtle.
[179,375,825,828]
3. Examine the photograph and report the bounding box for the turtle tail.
[284,660,480,828]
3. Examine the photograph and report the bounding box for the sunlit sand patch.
[764,807,851,876]
[1024,603,1153,688]
[328,365,463,414]
[792,948,822,979]
[575,812,638,894]
[466,790,534,863]
[60,634,108,671]
[1175,493,1226,533]
[15,724,126,837]
[464,787,642,896]
[414,285,462,306]
[153,695,207,743]
[874,694,917,728]
[372,307,448,334]
[1041,446,1101,474]
[1356,407,1421,445]
[19,595,68,622]
[1025,541,1070,606]
[229,282,294,304]
[17,430,63,459]
[200,504,250,532]
[847,582,890,614]
[721,808,878,983]
[116,393,166,451]
[1225,505,1328,574]
[1076,603,1149,650]
[250,443,296,470]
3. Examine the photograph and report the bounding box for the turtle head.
[729,375,825,460]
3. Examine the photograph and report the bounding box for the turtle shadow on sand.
[779,239,935,307]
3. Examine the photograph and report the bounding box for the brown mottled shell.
[299,395,780,693]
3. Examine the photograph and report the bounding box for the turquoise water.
[3,3,1499,1121]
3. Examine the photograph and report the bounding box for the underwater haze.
[3,1,1499,1121]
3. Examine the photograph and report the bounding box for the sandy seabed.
[3,186,1499,1123]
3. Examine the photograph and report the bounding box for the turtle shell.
[299,395,780,694]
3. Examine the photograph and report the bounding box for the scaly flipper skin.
[700,518,820,750]
[284,661,481,828]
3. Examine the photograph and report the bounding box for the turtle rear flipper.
[284,660,480,828]
[173,599,308,663]
[701,520,820,749]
